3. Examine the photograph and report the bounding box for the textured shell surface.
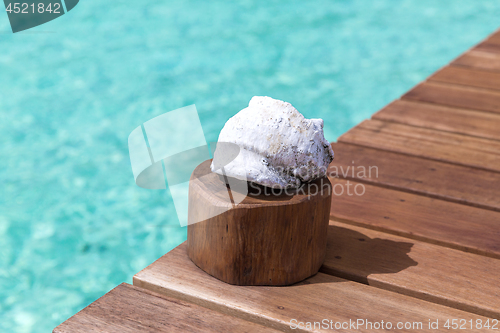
[211,96,334,189]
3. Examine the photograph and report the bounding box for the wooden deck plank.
[477,29,500,49]
[474,42,500,54]
[402,81,500,114]
[56,28,500,332]
[53,283,277,333]
[485,33,500,46]
[134,243,496,333]
[372,99,500,141]
[328,142,500,211]
[328,178,500,259]
[453,50,500,72]
[429,66,500,91]
[338,119,500,173]
[323,221,500,319]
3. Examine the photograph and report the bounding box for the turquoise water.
[0,0,499,331]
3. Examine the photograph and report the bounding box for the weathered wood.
[134,243,496,332]
[485,32,500,46]
[53,283,277,333]
[328,178,500,259]
[453,50,500,72]
[338,119,500,173]
[322,221,500,319]
[55,27,500,332]
[403,81,500,114]
[328,142,500,211]
[429,66,500,91]
[187,160,332,286]
[372,99,500,141]
[474,42,500,54]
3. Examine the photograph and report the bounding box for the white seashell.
[211,96,334,189]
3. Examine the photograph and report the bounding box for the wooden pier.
[54,30,500,332]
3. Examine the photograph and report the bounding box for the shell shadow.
[294,224,418,286]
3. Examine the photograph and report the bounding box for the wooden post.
[187,160,332,286]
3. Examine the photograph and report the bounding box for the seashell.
[211,96,334,189]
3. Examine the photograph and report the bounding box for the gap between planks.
[372,99,500,142]
[453,50,500,72]
[451,30,500,71]
[53,283,279,333]
[338,118,500,174]
[134,243,497,333]
[328,142,500,212]
[403,80,500,115]
[429,65,500,92]
[322,220,500,320]
[328,177,500,260]
[474,42,500,55]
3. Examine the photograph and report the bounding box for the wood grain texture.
[55,28,500,332]
[134,243,496,332]
[453,50,500,72]
[338,119,500,173]
[328,178,500,259]
[53,283,276,333]
[322,221,500,319]
[403,81,500,114]
[474,42,500,54]
[187,160,332,286]
[372,99,500,141]
[328,142,500,211]
[429,66,500,91]
[485,32,500,46]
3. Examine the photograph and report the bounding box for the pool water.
[0,0,499,331]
